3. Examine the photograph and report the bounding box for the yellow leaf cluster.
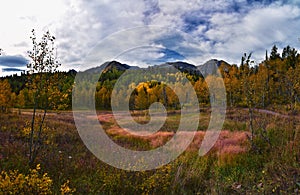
[0,164,52,194]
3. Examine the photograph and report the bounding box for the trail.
[254,108,289,118]
[243,108,300,119]
[242,108,300,127]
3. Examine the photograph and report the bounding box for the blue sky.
[1,0,300,76]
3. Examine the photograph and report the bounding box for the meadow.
[0,107,299,194]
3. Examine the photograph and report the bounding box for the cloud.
[13,41,29,48]
[202,3,300,63]
[115,46,185,67]
[85,1,300,67]
[1,0,300,74]
[0,55,28,67]
[143,0,161,25]
[0,0,67,57]
[54,0,146,70]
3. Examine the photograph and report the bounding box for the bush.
[0,164,52,194]
[0,164,76,194]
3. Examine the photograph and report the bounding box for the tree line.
[0,45,299,112]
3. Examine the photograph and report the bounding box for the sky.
[1,0,300,76]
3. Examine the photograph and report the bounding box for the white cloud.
[0,0,67,55]
[53,0,147,70]
[205,3,300,64]
[1,0,300,76]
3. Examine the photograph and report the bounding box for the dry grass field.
[1,107,299,194]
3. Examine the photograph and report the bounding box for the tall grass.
[0,109,299,194]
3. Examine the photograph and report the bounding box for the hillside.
[0,46,299,194]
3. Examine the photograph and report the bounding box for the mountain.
[198,59,230,75]
[84,61,139,74]
[157,61,201,75]
[84,59,231,76]
[102,61,138,72]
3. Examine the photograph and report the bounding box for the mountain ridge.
[83,59,231,76]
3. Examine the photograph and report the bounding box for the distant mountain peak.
[84,60,138,74]
[155,61,201,75]
[103,61,130,72]
[84,59,231,76]
[198,59,230,75]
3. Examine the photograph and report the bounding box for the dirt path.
[242,108,300,119]
[254,109,289,118]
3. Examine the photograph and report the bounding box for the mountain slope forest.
[0,45,299,194]
[1,45,299,113]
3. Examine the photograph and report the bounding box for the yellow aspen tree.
[0,79,12,113]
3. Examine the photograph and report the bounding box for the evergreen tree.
[270,45,280,60]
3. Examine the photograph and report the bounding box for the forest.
[0,42,299,194]
[1,45,299,113]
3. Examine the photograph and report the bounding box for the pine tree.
[270,45,280,60]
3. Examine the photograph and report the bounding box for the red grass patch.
[99,113,250,155]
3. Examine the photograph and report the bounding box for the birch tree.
[27,29,61,165]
